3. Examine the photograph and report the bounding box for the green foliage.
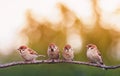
[0,64,120,76]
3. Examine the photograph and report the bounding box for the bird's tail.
[101,64,107,70]
[38,55,46,57]
[97,62,107,70]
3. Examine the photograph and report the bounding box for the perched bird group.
[17,43,105,67]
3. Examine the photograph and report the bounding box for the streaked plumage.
[86,44,104,65]
[17,45,45,62]
[62,44,74,61]
[47,43,60,60]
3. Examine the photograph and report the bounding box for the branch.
[0,60,120,69]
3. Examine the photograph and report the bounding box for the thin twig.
[0,60,120,69]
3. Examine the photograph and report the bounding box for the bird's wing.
[28,49,38,55]
[96,49,104,65]
[97,49,101,56]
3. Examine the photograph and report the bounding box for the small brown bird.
[86,44,105,65]
[17,45,45,62]
[47,43,60,61]
[62,44,74,61]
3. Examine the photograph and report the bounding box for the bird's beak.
[86,45,88,48]
[51,48,54,52]
[65,49,69,52]
[67,49,69,52]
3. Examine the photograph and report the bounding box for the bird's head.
[64,44,72,52]
[17,45,27,52]
[86,44,97,50]
[49,43,57,52]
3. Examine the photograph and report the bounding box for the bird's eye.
[22,49,25,51]
[90,47,94,49]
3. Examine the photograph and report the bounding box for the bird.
[86,44,106,69]
[17,45,45,62]
[47,43,60,61]
[62,44,74,61]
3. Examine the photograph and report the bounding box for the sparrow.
[47,43,60,61]
[17,45,45,62]
[86,44,106,69]
[62,44,74,61]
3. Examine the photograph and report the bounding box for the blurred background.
[0,0,120,76]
